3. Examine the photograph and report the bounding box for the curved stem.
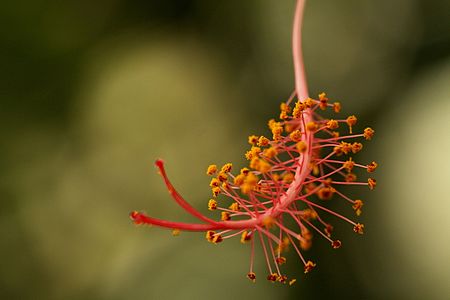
[155,159,218,224]
[265,0,312,218]
[131,212,223,231]
[292,0,308,100]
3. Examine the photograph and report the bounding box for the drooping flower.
[130,0,377,284]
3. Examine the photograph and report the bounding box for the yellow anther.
[244,150,252,160]
[240,167,250,175]
[247,272,256,282]
[324,178,333,186]
[289,279,297,286]
[364,127,375,140]
[346,115,357,125]
[263,147,278,159]
[278,275,288,283]
[280,102,291,113]
[353,223,364,234]
[326,119,339,129]
[248,135,258,145]
[279,110,289,120]
[209,178,220,188]
[250,156,271,173]
[333,102,341,113]
[300,238,312,251]
[318,92,328,110]
[302,208,318,220]
[332,240,342,249]
[317,186,336,200]
[282,172,294,184]
[241,231,252,243]
[208,199,218,211]
[271,122,283,140]
[240,184,252,194]
[249,157,260,170]
[233,174,245,186]
[345,173,357,182]
[284,123,295,133]
[325,224,334,237]
[352,199,363,216]
[367,161,378,173]
[290,129,302,142]
[352,142,363,153]
[229,202,240,211]
[221,182,229,191]
[346,115,357,134]
[172,229,180,236]
[221,211,230,221]
[267,273,279,282]
[306,121,317,131]
[331,131,340,138]
[311,162,320,175]
[292,101,305,118]
[206,230,215,242]
[240,173,258,194]
[304,97,314,108]
[221,163,233,173]
[296,141,307,153]
[342,142,353,154]
[245,146,261,160]
[206,164,217,175]
[212,234,223,243]
[304,261,316,273]
[302,229,313,241]
[275,237,290,254]
[268,119,277,130]
[272,173,280,181]
[276,256,287,265]
[217,172,228,182]
[368,178,376,190]
[343,158,355,172]
[257,159,271,173]
[334,142,352,156]
[262,216,275,229]
[206,231,223,243]
[271,122,283,133]
[212,187,221,197]
[250,147,261,158]
[258,136,270,147]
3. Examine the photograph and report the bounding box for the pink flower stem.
[266,0,312,218]
[292,0,309,100]
[155,159,218,224]
[133,213,222,231]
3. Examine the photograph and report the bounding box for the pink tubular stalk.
[292,0,308,101]
[131,0,377,284]
[268,0,312,217]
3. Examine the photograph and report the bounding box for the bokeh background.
[1,0,450,299]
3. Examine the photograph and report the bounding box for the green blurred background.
[1,0,450,299]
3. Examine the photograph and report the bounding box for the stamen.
[132,0,376,284]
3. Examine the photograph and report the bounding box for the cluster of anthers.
[130,91,377,285]
[130,0,377,286]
